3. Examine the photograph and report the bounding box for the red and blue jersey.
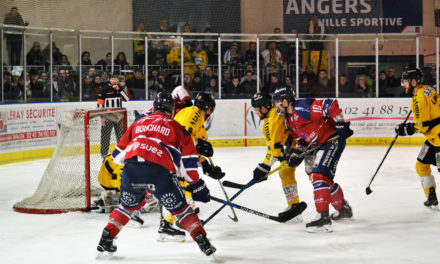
[285,98,342,146]
[113,112,199,183]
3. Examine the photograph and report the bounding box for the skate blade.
[209,254,217,263]
[306,224,333,233]
[156,234,185,243]
[127,221,143,228]
[426,205,440,212]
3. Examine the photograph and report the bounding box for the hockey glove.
[253,163,271,183]
[335,121,354,139]
[395,122,415,136]
[201,160,225,179]
[196,139,214,157]
[288,149,304,167]
[186,179,210,203]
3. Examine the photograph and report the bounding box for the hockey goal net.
[13,108,127,214]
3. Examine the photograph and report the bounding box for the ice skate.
[97,228,117,253]
[306,211,333,233]
[331,200,353,220]
[424,187,439,211]
[157,219,185,242]
[195,232,216,256]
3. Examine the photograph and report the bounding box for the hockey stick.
[209,195,307,223]
[208,157,239,222]
[222,136,340,189]
[202,165,283,226]
[365,111,412,195]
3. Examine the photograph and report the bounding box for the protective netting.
[13,109,126,214]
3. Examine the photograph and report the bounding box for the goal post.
[13,108,127,214]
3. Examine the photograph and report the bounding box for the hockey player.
[395,68,439,210]
[171,85,193,114]
[174,92,225,181]
[97,74,129,158]
[251,92,306,221]
[272,87,353,232]
[97,91,216,256]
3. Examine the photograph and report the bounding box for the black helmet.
[273,87,295,103]
[401,68,423,87]
[153,91,174,113]
[251,92,272,109]
[194,93,216,112]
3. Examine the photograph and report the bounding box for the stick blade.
[278,201,307,222]
[365,187,373,195]
[222,180,246,189]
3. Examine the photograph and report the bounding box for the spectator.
[166,38,191,68]
[82,75,96,101]
[26,41,46,67]
[315,69,333,97]
[240,70,257,97]
[97,52,112,71]
[58,69,75,101]
[355,74,372,97]
[40,72,51,97]
[50,69,59,99]
[80,51,92,65]
[3,7,28,66]
[201,66,217,88]
[378,70,389,97]
[308,15,325,50]
[424,66,437,86]
[26,71,45,101]
[239,64,260,88]
[126,69,146,99]
[386,67,400,88]
[4,72,24,101]
[205,77,218,96]
[284,75,294,90]
[134,22,146,67]
[192,41,208,72]
[88,67,97,81]
[160,19,169,32]
[59,54,72,71]
[261,41,283,73]
[191,74,203,92]
[286,29,305,65]
[42,41,62,66]
[202,25,217,65]
[301,64,318,88]
[93,76,104,95]
[183,23,191,33]
[338,74,353,97]
[223,76,241,98]
[114,52,129,72]
[223,42,242,67]
[221,70,232,90]
[263,73,280,95]
[100,71,109,86]
[183,73,192,88]
[244,42,257,67]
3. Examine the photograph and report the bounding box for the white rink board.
[0,98,415,154]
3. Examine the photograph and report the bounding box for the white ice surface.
[1,146,440,264]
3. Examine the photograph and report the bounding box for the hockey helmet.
[194,93,216,112]
[272,87,295,103]
[401,68,423,87]
[153,91,174,113]
[251,92,272,110]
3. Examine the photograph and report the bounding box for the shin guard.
[330,183,345,211]
[311,173,332,213]
[105,207,131,238]
[173,205,206,241]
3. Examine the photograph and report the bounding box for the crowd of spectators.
[2,12,433,103]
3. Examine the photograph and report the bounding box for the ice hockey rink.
[1,145,439,264]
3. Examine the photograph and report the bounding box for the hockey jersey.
[262,107,291,165]
[285,98,342,146]
[412,86,440,146]
[174,106,208,142]
[113,112,199,183]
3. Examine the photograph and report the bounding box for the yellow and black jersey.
[174,106,208,142]
[262,107,291,165]
[412,86,440,146]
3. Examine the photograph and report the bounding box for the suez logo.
[125,141,164,157]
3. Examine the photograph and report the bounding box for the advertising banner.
[283,0,423,34]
